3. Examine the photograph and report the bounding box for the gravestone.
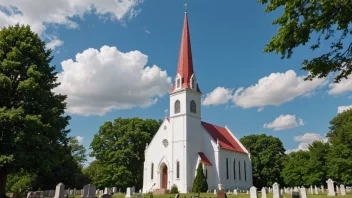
[218,184,223,190]
[175,193,180,198]
[113,187,117,194]
[315,186,319,194]
[125,188,131,198]
[340,185,346,196]
[81,185,89,198]
[292,191,300,198]
[336,185,340,194]
[99,194,112,198]
[301,187,307,198]
[293,187,298,192]
[54,183,65,198]
[250,187,257,198]
[214,189,217,195]
[310,186,313,194]
[233,189,238,195]
[261,187,266,198]
[273,182,282,198]
[217,190,226,198]
[87,184,96,198]
[327,179,336,196]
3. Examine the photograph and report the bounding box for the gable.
[201,121,247,154]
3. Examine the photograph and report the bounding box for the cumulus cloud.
[232,70,327,109]
[202,87,233,106]
[286,133,327,153]
[0,0,143,47]
[46,38,64,50]
[75,136,84,143]
[263,114,304,131]
[337,105,352,114]
[328,74,352,95]
[54,45,172,116]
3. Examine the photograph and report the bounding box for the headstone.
[290,188,293,195]
[273,182,282,198]
[132,186,135,194]
[250,187,258,198]
[175,193,180,198]
[293,187,298,192]
[82,185,89,198]
[113,187,117,194]
[336,185,340,194]
[218,184,223,191]
[214,189,217,195]
[340,185,346,196]
[301,187,307,198]
[104,188,109,195]
[327,178,336,196]
[310,186,313,194]
[315,186,319,194]
[139,189,141,194]
[54,183,65,198]
[125,188,131,198]
[87,184,96,198]
[321,185,325,193]
[233,189,238,195]
[261,187,267,198]
[292,191,300,198]
[217,190,226,198]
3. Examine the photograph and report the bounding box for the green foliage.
[258,0,352,82]
[89,117,162,190]
[240,134,286,188]
[170,184,179,194]
[6,169,36,195]
[326,109,352,184]
[281,151,310,186]
[192,163,208,193]
[69,136,87,165]
[0,24,70,197]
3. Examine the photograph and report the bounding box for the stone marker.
[250,187,257,198]
[99,194,111,198]
[82,185,89,198]
[321,185,325,193]
[273,182,282,198]
[327,178,336,196]
[340,185,346,196]
[301,187,307,198]
[217,190,226,198]
[336,185,340,194]
[218,184,223,190]
[261,187,266,198]
[310,186,313,194]
[55,183,65,198]
[315,186,319,194]
[214,189,217,195]
[125,188,131,198]
[233,189,238,195]
[88,184,96,198]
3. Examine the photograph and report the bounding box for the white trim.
[190,74,197,90]
[146,119,169,152]
[176,73,182,89]
[225,126,250,154]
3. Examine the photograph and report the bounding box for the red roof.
[201,121,247,153]
[170,12,201,93]
[198,152,212,166]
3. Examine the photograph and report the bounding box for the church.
[142,12,253,193]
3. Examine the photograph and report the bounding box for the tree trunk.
[0,167,7,198]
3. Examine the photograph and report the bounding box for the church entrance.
[160,163,168,189]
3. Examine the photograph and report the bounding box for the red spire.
[171,12,201,93]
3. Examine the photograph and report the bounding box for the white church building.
[142,12,253,193]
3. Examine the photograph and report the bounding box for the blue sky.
[1,0,351,162]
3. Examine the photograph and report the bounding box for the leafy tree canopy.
[258,0,352,82]
[69,136,87,166]
[89,117,162,190]
[281,150,310,186]
[240,134,286,188]
[0,24,70,198]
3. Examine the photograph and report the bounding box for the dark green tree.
[258,0,352,82]
[281,151,310,186]
[326,109,352,184]
[240,134,286,188]
[305,141,330,185]
[192,163,208,193]
[69,136,87,165]
[0,24,70,198]
[90,117,162,190]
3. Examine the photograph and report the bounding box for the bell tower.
[169,11,203,193]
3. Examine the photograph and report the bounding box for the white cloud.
[286,132,327,153]
[0,0,143,46]
[337,105,352,114]
[263,114,304,131]
[75,136,84,143]
[202,87,233,106]
[328,74,352,95]
[45,38,64,50]
[54,45,172,116]
[232,70,327,109]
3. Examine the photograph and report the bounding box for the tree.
[69,136,87,165]
[6,169,36,198]
[281,151,310,186]
[89,118,162,190]
[0,24,70,198]
[305,141,330,185]
[326,109,352,185]
[258,0,352,82]
[192,163,208,193]
[240,134,286,188]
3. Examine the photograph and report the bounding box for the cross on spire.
[184,3,188,12]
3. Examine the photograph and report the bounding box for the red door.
[162,166,168,189]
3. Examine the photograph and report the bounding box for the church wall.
[218,149,253,190]
[201,129,219,190]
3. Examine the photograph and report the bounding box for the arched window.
[238,161,241,180]
[190,100,196,113]
[244,161,247,181]
[226,158,229,179]
[176,161,180,179]
[174,100,180,114]
[233,159,236,180]
[151,163,154,179]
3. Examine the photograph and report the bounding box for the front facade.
[142,12,253,194]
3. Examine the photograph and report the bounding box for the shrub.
[170,184,179,193]
[192,163,208,192]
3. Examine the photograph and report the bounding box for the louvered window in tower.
[190,100,196,113]
[175,100,180,114]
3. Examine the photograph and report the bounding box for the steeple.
[171,11,201,93]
